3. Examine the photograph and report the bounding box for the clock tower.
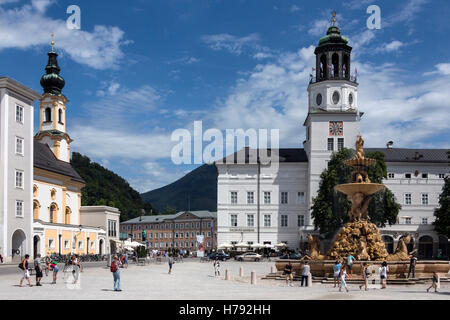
[303,13,362,216]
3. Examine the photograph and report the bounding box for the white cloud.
[167,56,200,65]
[0,1,128,69]
[201,33,261,55]
[423,63,450,76]
[290,5,301,13]
[308,19,329,37]
[375,40,404,53]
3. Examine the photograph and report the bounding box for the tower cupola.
[40,34,65,95]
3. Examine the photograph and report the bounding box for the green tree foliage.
[70,152,157,222]
[311,148,401,237]
[433,171,450,237]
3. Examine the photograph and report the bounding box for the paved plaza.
[0,260,449,300]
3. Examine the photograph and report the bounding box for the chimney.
[386,141,394,149]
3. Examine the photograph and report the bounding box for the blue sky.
[1,0,449,192]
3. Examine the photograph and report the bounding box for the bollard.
[308,273,313,287]
[240,266,244,277]
[271,266,276,274]
[251,271,257,285]
[225,269,230,280]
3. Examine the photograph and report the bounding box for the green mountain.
[71,152,156,221]
[141,164,218,213]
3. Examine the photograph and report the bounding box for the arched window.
[58,109,63,124]
[65,207,72,225]
[343,55,350,79]
[332,53,339,78]
[419,236,434,259]
[45,108,51,122]
[382,235,394,254]
[49,204,58,223]
[33,201,40,220]
[33,185,38,197]
[51,189,56,200]
[320,55,327,79]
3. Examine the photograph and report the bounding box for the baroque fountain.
[274,136,450,279]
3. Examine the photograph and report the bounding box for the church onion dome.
[40,36,65,95]
[318,25,349,47]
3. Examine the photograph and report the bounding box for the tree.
[311,148,401,237]
[434,175,450,237]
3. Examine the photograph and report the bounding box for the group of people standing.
[283,261,311,287]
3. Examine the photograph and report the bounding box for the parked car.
[208,252,231,261]
[280,253,302,260]
[235,252,262,262]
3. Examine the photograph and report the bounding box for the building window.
[16,105,24,123]
[281,215,288,227]
[230,191,238,204]
[16,137,24,155]
[58,109,63,124]
[247,192,254,204]
[44,107,51,122]
[15,170,24,189]
[186,223,189,229]
[388,173,395,179]
[422,218,428,225]
[297,192,305,204]
[337,138,344,151]
[78,241,83,249]
[264,215,271,227]
[64,240,70,249]
[231,214,238,227]
[264,192,271,204]
[405,194,412,205]
[207,222,211,228]
[281,192,288,204]
[191,223,195,228]
[179,224,184,230]
[155,233,158,239]
[405,218,412,225]
[48,238,55,249]
[297,215,305,227]
[405,173,411,179]
[16,200,24,217]
[247,214,254,227]
[327,138,334,151]
[196,222,200,228]
[421,193,428,205]
[422,173,428,179]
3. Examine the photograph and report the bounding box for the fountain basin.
[275,260,450,278]
[344,158,376,167]
[334,183,385,196]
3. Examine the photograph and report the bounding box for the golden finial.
[331,11,337,26]
[51,33,55,51]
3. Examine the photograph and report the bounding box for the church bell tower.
[35,34,73,162]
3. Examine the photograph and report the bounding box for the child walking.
[426,272,439,293]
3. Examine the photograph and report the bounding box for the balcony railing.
[309,75,358,84]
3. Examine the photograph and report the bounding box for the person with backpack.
[49,259,59,284]
[111,255,122,291]
[34,254,43,286]
[19,254,33,287]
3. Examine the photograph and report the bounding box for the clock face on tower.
[329,121,343,136]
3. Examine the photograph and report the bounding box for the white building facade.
[0,77,41,262]
[216,24,449,259]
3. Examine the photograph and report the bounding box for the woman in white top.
[380,261,388,289]
[339,264,349,292]
[213,258,220,277]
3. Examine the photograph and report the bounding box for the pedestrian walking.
[407,255,417,279]
[426,272,439,293]
[380,261,388,289]
[18,254,33,287]
[283,261,294,287]
[346,253,355,278]
[123,252,128,269]
[34,254,43,286]
[213,257,221,277]
[300,261,310,287]
[168,256,174,274]
[110,255,122,291]
[49,259,59,284]
[359,262,369,291]
[333,260,342,288]
[71,254,81,284]
[0,252,4,264]
[339,264,349,292]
